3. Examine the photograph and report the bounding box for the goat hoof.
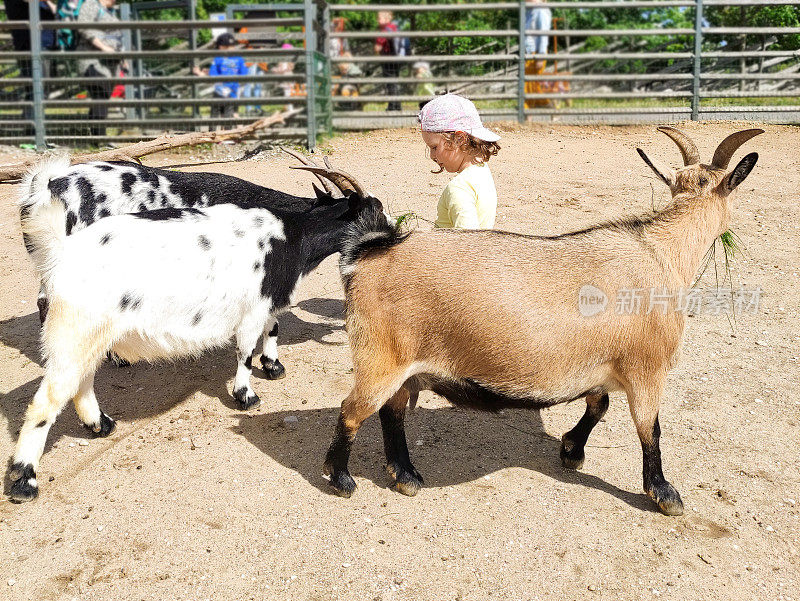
[328,471,356,498]
[106,351,130,367]
[233,387,261,410]
[8,463,39,502]
[85,412,116,438]
[261,357,286,380]
[386,462,424,496]
[647,482,684,516]
[559,436,585,470]
[37,297,48,324]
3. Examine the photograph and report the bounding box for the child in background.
[418,93,501,229]
[272,43,298,110]
[194,33,248,125]
[413,61,436,99]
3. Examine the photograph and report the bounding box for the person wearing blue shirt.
[194,33,248,127]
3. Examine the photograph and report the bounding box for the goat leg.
[73,374,117,438]
[324,411,359,498]
[380,387,423,496]
[560,393,610,470]
[260,319,285,380]
[232,324,262,410]
[37,296,48,324]
[626,383,684,515]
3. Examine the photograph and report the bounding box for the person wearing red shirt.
[374,10,401,111]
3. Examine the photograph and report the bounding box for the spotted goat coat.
[26,157,329,377]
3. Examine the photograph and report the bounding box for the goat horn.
[280,147,335,196]
[289,165,367,198]
[657,126,700,166]
[711,129,765,170]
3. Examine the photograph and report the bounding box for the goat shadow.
[279,298,345,345]
[234,405,659,514]
[0,297,345,462]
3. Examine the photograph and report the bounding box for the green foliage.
[705,5,800,51]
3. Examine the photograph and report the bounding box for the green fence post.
[304,0,317,150]
[189,0,199,120]
[692,0,704,120]
[518,0,526,124]
[322,1,332,136]
[28,0,46,150]
[120,3,135,122]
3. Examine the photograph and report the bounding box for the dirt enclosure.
[0,123,798,601]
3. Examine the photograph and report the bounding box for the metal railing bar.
[39,49,309,60]
[327,1,799,10]
[523,73,694,81]
[520,52,696,60]
[703,50,800,57]
[703,26,800,34]
[524,92,693,99]
[32,18,305,31]
[330,52,696,63]
[336,76,519,84]
[701,90,800,97]
[330,93,518,102]
[702,73,800,79]
[41,117,309,126]
[334,28,698,39]
[332,54,518,63]
[43,74,306,85]
[700,105,800,111]
[40,130,311,142]
[41,97,306,107]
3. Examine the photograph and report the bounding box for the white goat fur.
[20,155,288,366]
[11,162,288,484]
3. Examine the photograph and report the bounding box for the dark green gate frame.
[226,1,331,150]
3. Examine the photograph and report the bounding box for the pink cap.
[418,93,500,142]
[281,43,293,49]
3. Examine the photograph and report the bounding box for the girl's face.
[421,131,470,173]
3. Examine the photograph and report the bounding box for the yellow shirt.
[434,163,497,229]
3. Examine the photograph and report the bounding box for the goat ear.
[311,183,328,200]
[637,148,675,187]
[718,152,758,196]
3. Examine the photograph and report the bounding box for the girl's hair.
[430,131,500,174]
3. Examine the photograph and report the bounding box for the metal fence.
[327,0,800,128]
[1,0,331,149]
[1,0,798,149]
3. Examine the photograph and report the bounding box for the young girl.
[418,93,501,229]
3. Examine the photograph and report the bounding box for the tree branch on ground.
[0,108,301,182]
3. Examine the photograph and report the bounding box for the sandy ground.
[0,123,798,601]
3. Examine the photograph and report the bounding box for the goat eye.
[698,177,708,186]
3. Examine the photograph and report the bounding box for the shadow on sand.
[1,298,654,512]
[0,298,346,491]
[233,405,657,513]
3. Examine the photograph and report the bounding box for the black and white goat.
[9,156,389,502]
[21,151,344,379]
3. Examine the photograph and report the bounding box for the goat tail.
[339,209,410,287]
[18,154,72,282]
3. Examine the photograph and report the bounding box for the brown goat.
[323,127,763,516]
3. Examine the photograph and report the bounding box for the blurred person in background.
[524,0,552,110]
[76,0,126,136]
[193,33,248,127]
[374,10,402,111]
[271,42,298,110]
[7,0,57,133]
[413,61,435,100]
